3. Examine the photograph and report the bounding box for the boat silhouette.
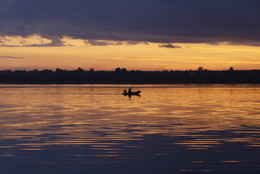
[122,90,141,96]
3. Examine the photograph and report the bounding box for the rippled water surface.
[0,84,260,174]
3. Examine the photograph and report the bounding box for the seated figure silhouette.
[128,88,132,94]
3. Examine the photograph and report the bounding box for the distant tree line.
[0,67,259,84]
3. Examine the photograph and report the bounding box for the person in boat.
[123,88,141,96]
[128,88,132,94]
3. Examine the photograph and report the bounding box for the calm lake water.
[0,84,259,174]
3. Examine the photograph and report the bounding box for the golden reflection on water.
[0,84,260,155]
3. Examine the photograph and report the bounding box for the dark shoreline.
[1,69,260,84]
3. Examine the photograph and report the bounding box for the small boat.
[122,90,141,96]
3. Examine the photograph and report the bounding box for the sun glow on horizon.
[0,36,259,71]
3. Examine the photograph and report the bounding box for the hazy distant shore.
[0,69,260,84]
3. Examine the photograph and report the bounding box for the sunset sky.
[0,0,260,71]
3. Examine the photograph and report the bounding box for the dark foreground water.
[0,84,259,174]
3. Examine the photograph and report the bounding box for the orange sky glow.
[0,35,259,71]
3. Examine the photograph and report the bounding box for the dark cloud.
[0,0,260,46]
[159,44,182,48]
[87,40,122,46]
[0,56,24,59]
[86,40,147,46]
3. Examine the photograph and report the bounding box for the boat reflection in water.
[0,84,259,174]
